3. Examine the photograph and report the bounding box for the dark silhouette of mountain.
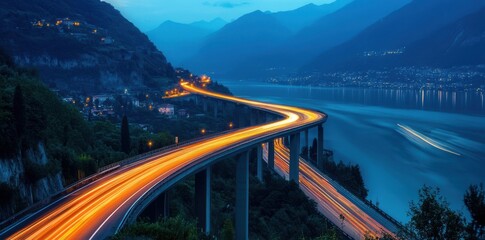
[182,0,352,76]
[184,10,293,75]
[400,8,485,68]
[220,0,410,78]
[146,18,227,64]
[305,0,485,72]
[276,0,411,70]
[146,20,220,65]
[0,0,175,92]
[190,18,227,31]
[272,0,353,33]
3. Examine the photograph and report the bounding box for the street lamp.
[147,140,153,149]
[201,129,206,135]
[229,122,234,129]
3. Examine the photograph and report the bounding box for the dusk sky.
[102,0,335,31]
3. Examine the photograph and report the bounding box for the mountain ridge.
[0,0,175,93]
[305,0,485,72]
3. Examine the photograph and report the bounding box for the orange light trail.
[266,138,394,239]
[4,83,391,239]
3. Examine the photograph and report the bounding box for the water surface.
[220,80,485,222]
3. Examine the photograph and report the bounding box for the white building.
[158,104,175,116]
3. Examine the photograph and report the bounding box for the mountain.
[183,0,352,76]
[0,0,175,93]
[272,0,411,71]
[184,10,293,75]
[190,18,227,31]
[272,0,353,33]
[147,18,227,65]
[401,7,485,67]
[306,0,485,72]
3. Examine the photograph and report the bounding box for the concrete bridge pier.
[256,144,263,182]
[267,140,275,172]
[317,124,324,170]
[213,100,219,118]
[250,109,257,126]
[236,151,249,240]
[237,105,245,128]
[203,97,208,113]
[140,191,170,221]
[195,167,211,234]
[289,133,300,184]
[257,111,265,124]
[304,129,309,160]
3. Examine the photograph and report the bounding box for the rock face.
[0,143,63,221]
[0,0,175,93]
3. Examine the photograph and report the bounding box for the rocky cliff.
[0,0,175,93]
[0,143,63,221]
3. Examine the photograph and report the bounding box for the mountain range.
[0,0,175,93]
[183,0,358,76]
[180,0,411,77]
[146,0,485,81]
[147,18,227,65]
[305,0,485,72]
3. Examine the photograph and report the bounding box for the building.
[177,109,188,118]
[158,104,175,116]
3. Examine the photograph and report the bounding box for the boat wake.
[397,124,461,156]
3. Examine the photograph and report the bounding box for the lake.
[219,80,485,222]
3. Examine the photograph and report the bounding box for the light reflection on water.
[219,80,485,222]
[223,81,485,115]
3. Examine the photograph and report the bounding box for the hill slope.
[217,0,410,78]
[401,7,485,68]
[147,18,227,65]
[272,0,353,33]
[306,0,485,72]
[183,0,352,76]
[0,0,175,93]
[184,11,293,75]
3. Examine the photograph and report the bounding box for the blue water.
[219,80,485,222]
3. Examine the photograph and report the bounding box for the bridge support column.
[317,124,324,170]
[195,167,211,234]
[237,105,246,128]
[250,109,257,126]
[304,129,309,160]
[140,191,170,221]
[289,133,300,184]
[236,151,249,240]
[203,97,208,112]
[161,191,170,218]
[257,144,263,182]
[214,100,219,118]
[268,140,275,171]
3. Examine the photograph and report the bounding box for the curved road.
[267,139,397,239]
[2,83,328,239]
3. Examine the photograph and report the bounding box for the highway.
[1,82,395,239]
[265,138,398,239]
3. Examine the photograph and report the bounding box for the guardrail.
[0,129,237,233]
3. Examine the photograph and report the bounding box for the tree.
[13,85,26,138]
[120,115,131,154]
[405,186,465,240]
[221,218,234,240]
[309,138,317,161]
[464,183,485,239]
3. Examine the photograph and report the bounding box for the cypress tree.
[121,115,131,154]
[13,85,26,138]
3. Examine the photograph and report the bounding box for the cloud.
[203,1,250,8]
